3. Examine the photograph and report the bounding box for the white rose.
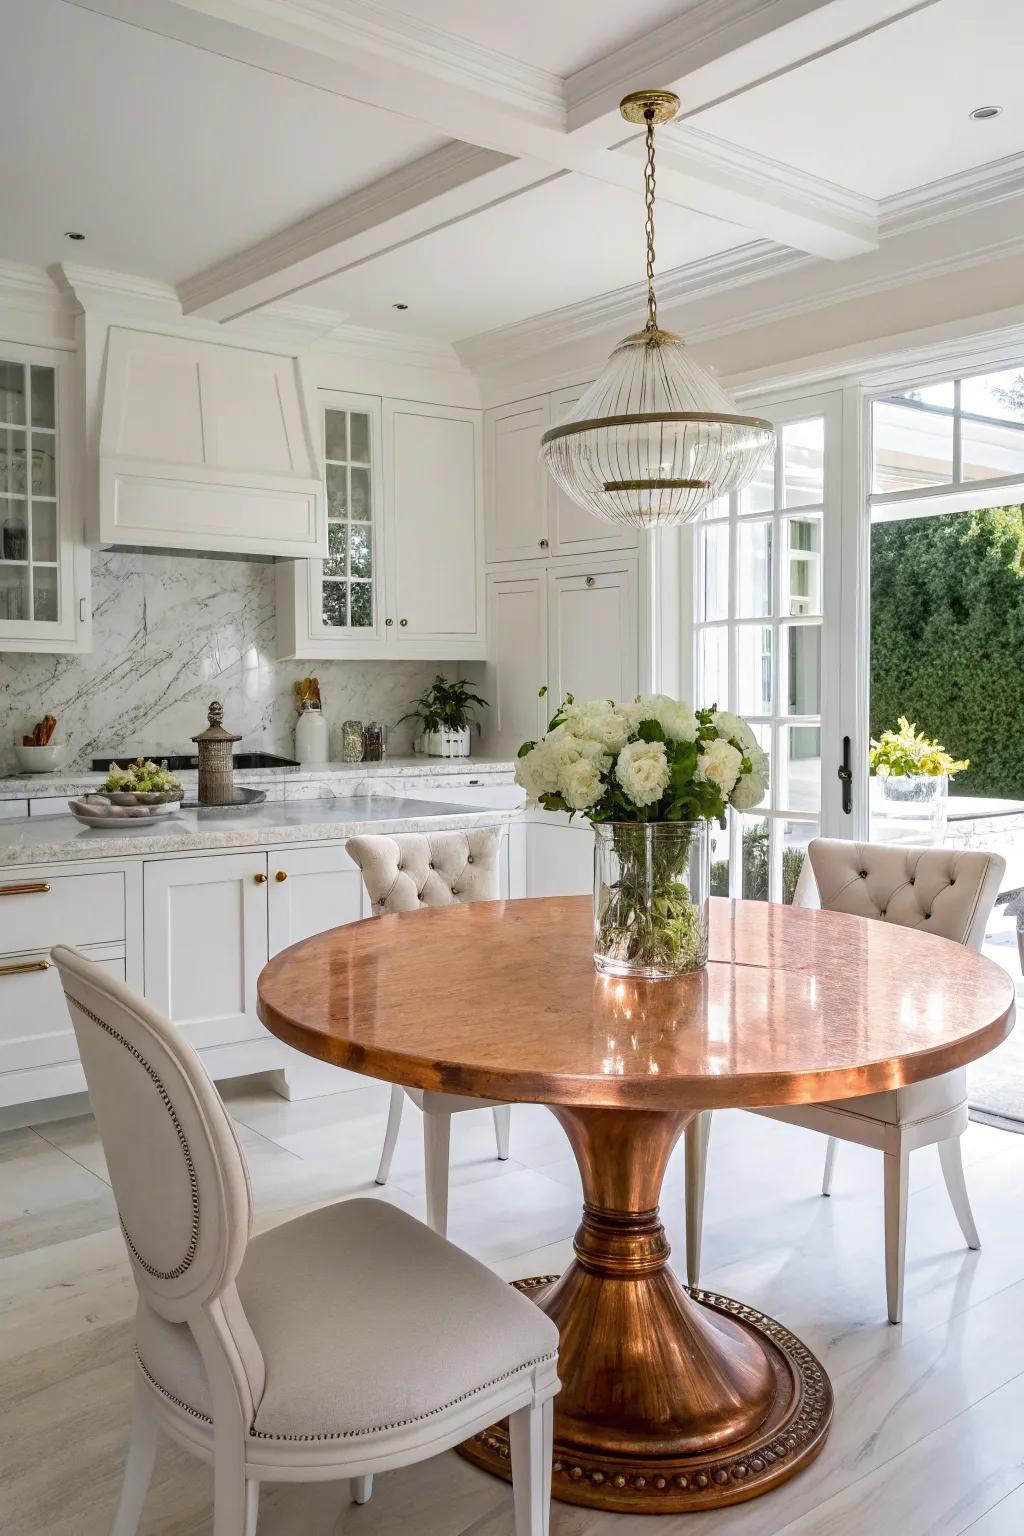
[696,737,743,796]
[713,710,759,754]
[729,754,768,810]
[560,757,604,810]
[515,743,560,803]
[632,694,699,743]
[615,739,671,808]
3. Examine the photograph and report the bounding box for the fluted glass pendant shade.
[540,86,775,528]
[541,328,775,528]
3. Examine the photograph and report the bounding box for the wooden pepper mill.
[192,701,240,806]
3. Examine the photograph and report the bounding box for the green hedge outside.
[871,504,1024,799]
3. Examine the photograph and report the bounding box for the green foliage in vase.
[868,716,968,779]
[397,675,488,734]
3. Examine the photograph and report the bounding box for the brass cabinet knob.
[275,870,288,882]
[400,618,408,626]
[385,617,394,626]
[585,575,596,587]
[539,538,549,549]
[254,872,268,884]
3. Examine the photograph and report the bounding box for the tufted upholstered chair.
[684,838,1006,1324]
[52,944,558,1536]
[346,829,512,1238]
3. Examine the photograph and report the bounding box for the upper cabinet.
[484,387,637,565]
[278,391,484,661]
[98,327,324,558]
[0,342,90,654]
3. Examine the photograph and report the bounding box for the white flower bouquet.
[516,694,768,976]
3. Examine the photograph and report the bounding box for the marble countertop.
[0,754,518,801]
[0,796,511,867]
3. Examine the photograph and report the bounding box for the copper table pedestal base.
[458,1106,833,1515]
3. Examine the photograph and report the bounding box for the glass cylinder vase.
[593,821,711,980]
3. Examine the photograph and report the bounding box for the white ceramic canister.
[295,703,330,765]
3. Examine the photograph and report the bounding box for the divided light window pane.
[736,520,771,617]
[784,624,820,715]
[699,522,729,621]
[698,626,728,710]
[782,419,824,507]
[739,447,775,514]
[322,407,373,630]
[960,364,1024,482]
[736,625,772,716]
[872,396,954,493]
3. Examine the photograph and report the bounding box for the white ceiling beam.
[65,0,886,319]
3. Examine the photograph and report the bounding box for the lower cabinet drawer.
[0,869,126,953]
[0,953,125,1073]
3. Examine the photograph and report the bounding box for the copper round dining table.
[257,894,1014,1515]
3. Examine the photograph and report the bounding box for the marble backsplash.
[0,552,484,775]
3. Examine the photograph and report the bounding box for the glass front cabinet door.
[0,344,89,653]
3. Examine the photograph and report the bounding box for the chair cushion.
[346,830,500,912]
[136,1197,557,1442]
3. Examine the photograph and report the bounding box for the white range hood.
[97,325,325,558]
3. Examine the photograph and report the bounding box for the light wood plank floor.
[4,1078,1024,1536]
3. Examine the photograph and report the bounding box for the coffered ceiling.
[2,0,1022,350]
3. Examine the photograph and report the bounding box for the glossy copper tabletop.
[257,896,1015,1111]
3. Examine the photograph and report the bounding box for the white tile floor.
[4,1078,1024,1535]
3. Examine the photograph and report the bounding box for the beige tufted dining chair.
[52,945,558,1536]
[346,828,512,1237]
[685,838,1006,1324]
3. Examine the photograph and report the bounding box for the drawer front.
[0,953,125,1073]
[0,870,126,955]
[0,800,28,820]
[404,782,524,810]
[28,797,76,817]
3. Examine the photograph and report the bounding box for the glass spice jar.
[341,720,364,762]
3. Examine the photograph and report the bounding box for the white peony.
[563,700,634,754]
[559,757,604,810]
[514,742,560,803]
[696,737,743,796]
[713,710,760,755]
[545,724,612,775]
[631,694,699,743]
[729,753,768,810]
[615,739,671,807]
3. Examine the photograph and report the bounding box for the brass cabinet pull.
[253,872,268,884]
[0,959,51,977]
[0,881,51,896]
[275,870,288,882]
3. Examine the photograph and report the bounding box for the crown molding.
[0,261,72,314]
[58,262,182,318]
[453,242,807,370]
[881,151,1024,236]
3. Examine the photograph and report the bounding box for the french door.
[689,390,846,902]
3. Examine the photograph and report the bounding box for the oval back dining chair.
[347,828,512,1237]
[51,944,558,1536]
[684,838,1007,1324]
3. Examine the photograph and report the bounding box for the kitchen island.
[0,779,522,1118]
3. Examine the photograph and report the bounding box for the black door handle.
[837,736,853,815]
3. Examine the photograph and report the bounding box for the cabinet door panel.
[486,571,548,753]
[547,561,639,706]
[485,397,550,562]
[144,854,268,1049]
[267,845,364,953]
[386,402,481,639]
[526,816,594,897]
[548,386,639,558]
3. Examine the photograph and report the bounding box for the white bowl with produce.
[14,741,71,773]
[80,759,186,818]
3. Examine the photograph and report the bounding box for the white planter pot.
[422,727,471,758]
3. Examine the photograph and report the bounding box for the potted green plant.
[399,675,489,759]
[868,716,969,836]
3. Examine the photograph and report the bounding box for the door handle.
[0,958,51,977]
[837,736,853,815]
[0,881,50,896]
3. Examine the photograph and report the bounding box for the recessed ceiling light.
[64,230,85,241]
[969,105,1002,121]
[392,302,408,310]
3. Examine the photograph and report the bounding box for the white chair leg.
[684,1111,711,1288]
[110,1378,159,1536]
[423,1112,452,1237]
[375,1084,404,1186]
[822,1136,838,1196]
[938,1135,981,1250]
[349,1475,373,1504]
[883,1141,910,1325]
[212,1464,259,1536]
[493,1104,511,1160]
[509,1398,553,1536]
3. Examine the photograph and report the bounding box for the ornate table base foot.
[459,1278,832,1514]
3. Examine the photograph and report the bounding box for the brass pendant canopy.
[540,90,774,528]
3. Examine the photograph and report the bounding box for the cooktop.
[90,751,299,772]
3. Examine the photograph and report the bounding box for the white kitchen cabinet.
[98,327,324,558]
[484,396,551,562]
[525,812,594,898]
[267,843,365,953]
[0,342,90,654]
[548,385,639,558]
[485,569,549,753]
[278,393,484,660]
[143,852,270,1051]
[547,556,639,706]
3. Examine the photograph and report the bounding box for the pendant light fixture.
[541,89,775,528]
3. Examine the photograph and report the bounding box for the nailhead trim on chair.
[68,997,201,1281]
[135,1347,558,1441]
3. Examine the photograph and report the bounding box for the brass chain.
[644,108,658,331]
